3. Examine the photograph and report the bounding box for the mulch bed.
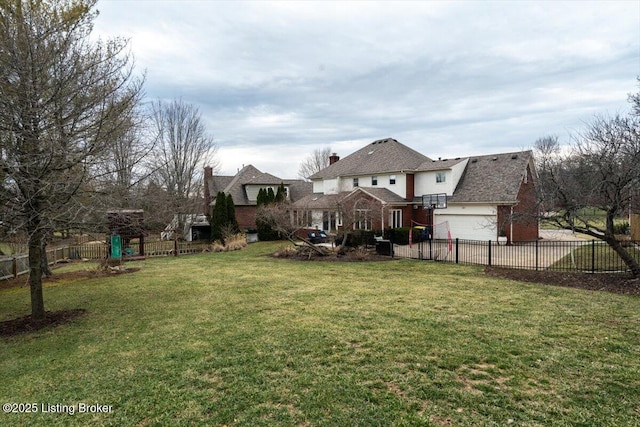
[1,309,86,338]
[0,266,140,291]
[485,266,640,295]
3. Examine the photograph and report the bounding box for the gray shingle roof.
[207,165,312,206]
[309,138,432,180]
[293,187,408,210]
[448,151,534,204]
[417,157,466,171]
[285,180,313,202]
[292,193,343,209]
[352,187,409,204]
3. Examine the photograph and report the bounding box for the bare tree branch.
[298,146,331,180]
[0,0,144,320]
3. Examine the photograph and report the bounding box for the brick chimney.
[204,166,213,214]
[329,153,340,165]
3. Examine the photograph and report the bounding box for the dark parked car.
[308,230,328,244]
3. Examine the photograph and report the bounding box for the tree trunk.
[28,232,46,322]
[41,242,53,277]
[605,236,640,278]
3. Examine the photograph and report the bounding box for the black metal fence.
[392,238,640,274]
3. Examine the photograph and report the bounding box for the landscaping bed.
[485,266,640,295]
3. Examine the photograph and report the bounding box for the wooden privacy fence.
[0,240,212,281]
[392,238,640,274]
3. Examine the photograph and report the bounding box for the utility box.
[375,240,393,256]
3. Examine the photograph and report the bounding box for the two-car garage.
[434,204,498,242]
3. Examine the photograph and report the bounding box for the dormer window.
[372,176,378,186]
[353,177,359,187]
[436,172,446,183]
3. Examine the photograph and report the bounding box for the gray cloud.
[94,0,639,177]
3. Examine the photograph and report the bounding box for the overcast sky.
[93,0,640,178]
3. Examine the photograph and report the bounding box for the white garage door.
[434,214,497,241]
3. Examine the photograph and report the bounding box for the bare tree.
[150,99,218,234]
[255,201,327,255]
[535,114,640,277]
[0,0,143,321]
[298,147,331,180]
[629,77,640,117]
[94,109,156,208]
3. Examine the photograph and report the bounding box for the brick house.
[204,165,312,230]
[293,138,538,243]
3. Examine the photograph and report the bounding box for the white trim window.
[390,209,402,228]
[354,209,371,230]
[436,172,446,183]
[353,177,359,188]
[389,175,396,185]
[372,176,378,186]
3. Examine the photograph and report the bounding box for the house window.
[293,210,309,227]
[355,209,371,230]
[436,172,446,183]
[390,209,402,228]
[353,177,359,187]
[372,176,378,186]
[389,175,396,185]
[322,211,337,232]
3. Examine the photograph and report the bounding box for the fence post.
[455,238,459,264]
[488,240,492,267]
[12,257,17,278]
[591,240,595,273]
[535,240,539,271]
[174,238,179,257]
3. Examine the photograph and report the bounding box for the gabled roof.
[293,187,408,210]
[346,187,408,204]
[309,138,432,180]
[448,151,534,204]
[207,164,312,206]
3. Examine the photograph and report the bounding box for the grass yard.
[551,241,640,272]
[1,242,639,426]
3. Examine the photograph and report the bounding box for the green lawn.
[551,241,640,272]
[1,242,639,426]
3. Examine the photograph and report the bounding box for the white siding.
[335,173,406,198]
[323,178,340,194]
[312,180,324,193]
[450,159,469,189]
[245,184,289,202]
[414,159,468,197]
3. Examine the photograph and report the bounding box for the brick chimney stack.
[329,153,340,165]
[204,166,213,214]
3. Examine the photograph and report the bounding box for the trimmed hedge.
[384,227,431,245]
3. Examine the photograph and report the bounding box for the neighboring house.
[161,214,211,242]
[293,138,538,243]
[205,165,312,230]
